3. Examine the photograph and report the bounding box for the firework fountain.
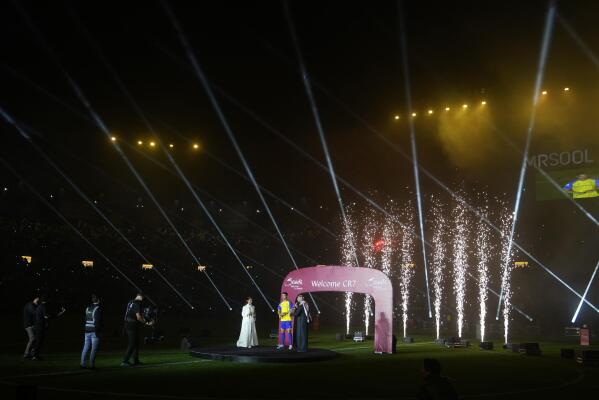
[399,203,416,339]
[475,200,492,342]
[499,205,515,344]
[429,196,447,340]
[361,218,377,335]
[381,213,395,277]
[452,197,469,338]
[341,212,359,334]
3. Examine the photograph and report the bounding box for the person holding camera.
[121,292,153,367]
[31,294,66,361]
[80,294,102,369]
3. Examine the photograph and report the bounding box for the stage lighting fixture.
[445,107,450,111]
[514,261,529,269]
[481,100,487,105]
[82,260,93,268]
[541,90,548,95]
[411,112,417,117]
[246,265,253,270]
[142,263,154,270]
[21,255,32,264]
[564,87,570,92]
[110,136,116,142]
[462,104,468,109]
[193,143,199,149]
[394,115,400,120]
[197,265,207,272]
[427,109,433,115]
[137,140,143,145]
[149,141,156,147]
[169,143,174,148]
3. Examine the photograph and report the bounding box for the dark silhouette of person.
[417,358,458,400]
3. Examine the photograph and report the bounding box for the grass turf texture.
[1,334,598,399]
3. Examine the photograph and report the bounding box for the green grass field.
[1,331,598,399]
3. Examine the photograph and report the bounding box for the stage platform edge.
[190,346,338,363]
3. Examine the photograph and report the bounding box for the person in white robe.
[236,297,258,348]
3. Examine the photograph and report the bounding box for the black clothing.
[417,374,458,400]
[84,304,103,335]
[122,299,143,363]
[292,302,310,352]
[34,303,47,332]
[123,327,140,364]
[124,300,142,330]
[23,302,37,328]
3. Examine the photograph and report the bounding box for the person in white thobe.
[236,297,258,348]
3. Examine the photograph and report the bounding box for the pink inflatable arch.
[281,265,393,354]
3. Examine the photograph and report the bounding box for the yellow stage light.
[149,141,156,147]
[142,263,154,270]
[21,256,32,264]
[111,136,117,142]
[564,87,570,92]
[411,112,417,117]
[481,100,487,105]
[394,115,400,120]
[462,104,468,109]
[427,109,433,115]
[169,143,174,148]
[82,260,94,268]
[445,107,450,111]
[193,143,199,149]
[137,140,143,146]
[541,90,548,95]
[197,265,207,272]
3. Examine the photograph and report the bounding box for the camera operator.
[121,292,153,367]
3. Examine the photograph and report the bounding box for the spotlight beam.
[12,4,232,310]
[0,157,148,300]
[151,39,418,237]
[496,1,556,320]
[283,1,361,271]
[159,121,336,239]
[571,258,599,323]
[121,138,320,265]
[161,1,321,313]
[557,14,599,68]
[159,138,273,311]
[68,14,270,312]
[398,0,433,318]
[0,106,193,308]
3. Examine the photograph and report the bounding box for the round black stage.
[190,346,338,363]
